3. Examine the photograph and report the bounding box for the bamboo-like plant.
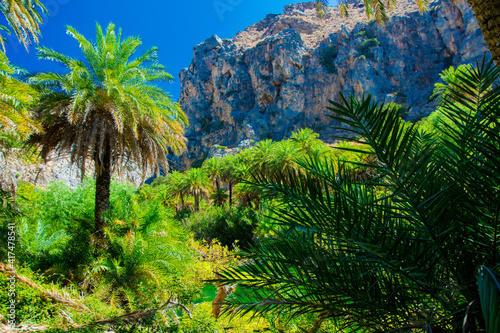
[217,59,500,332]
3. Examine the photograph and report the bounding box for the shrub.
[0,266,57,325]
[320,46,338,74]
[182,205,258,249]
[357,38,380,54]
[354,28,376,39]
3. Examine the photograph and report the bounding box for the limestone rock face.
[3,153,143,190]
[179,0,490,166]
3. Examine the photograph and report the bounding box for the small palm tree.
[28,23,188,238]
[86,215,195,311]
[182,168,211,211]
[203,156,225,205]
[164,170,189,211]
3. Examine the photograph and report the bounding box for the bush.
[320,46,338,74]
[0,266,57,325]
[354,28,376,39]
[357,38,380,54]
[182,205,258,249]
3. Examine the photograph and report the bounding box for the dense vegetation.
[1,0,500,332]
[2,60,500,332]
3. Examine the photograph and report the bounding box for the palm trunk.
[194,192,200,211]
[94,145,111,237]
[468,0,500,65]
[215,179,222,206]
[229,180,233,206]
[180,193,185,210]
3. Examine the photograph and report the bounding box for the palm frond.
[217,60,500,332]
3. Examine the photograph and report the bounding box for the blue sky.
[3,0,317,100]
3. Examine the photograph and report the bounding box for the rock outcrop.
[178,0,490,166]
[2,152,143,189]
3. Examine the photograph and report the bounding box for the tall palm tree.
[314,0,499,65]
[0,0,47,50]
[217,60,500,332]
[28,23,188,238]
[0,50,39,198]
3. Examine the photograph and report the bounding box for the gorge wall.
[178,0,490,166]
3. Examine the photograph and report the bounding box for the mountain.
[177,0,490,167]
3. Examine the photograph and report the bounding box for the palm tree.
[314,0,499,65]
[220,154,248,206]
[457,0,499,65]
[267,139,302,175]
[28,23,188,238]
[234,182,261,209]
[165,170,189,211]
[182,168,211,211]
[0,50,39,199]
[0,51,38,145]
[86,210,195,312]
[217,60,500,332]
[247,139,275,177]
[203,156,225,206]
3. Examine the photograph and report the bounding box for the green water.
[193,284,218,304]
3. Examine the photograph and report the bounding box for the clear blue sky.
[3,0,316,100]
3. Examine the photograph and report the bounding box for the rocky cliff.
[178,0,490,166]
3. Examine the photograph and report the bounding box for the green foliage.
[0,0,47,50]
[0,51,39,149]
[320,46,338,73]
[432,64,473,104]
[14,180,202,309]
[354,28,376,39]
[180,168,212,211]
[29,22,188,179]
[182,205,258,249]
[357,38,380,55]
[217,60,500,332]
[478,266,500,333]
[16,181,96,274]
[0,266,56,324]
